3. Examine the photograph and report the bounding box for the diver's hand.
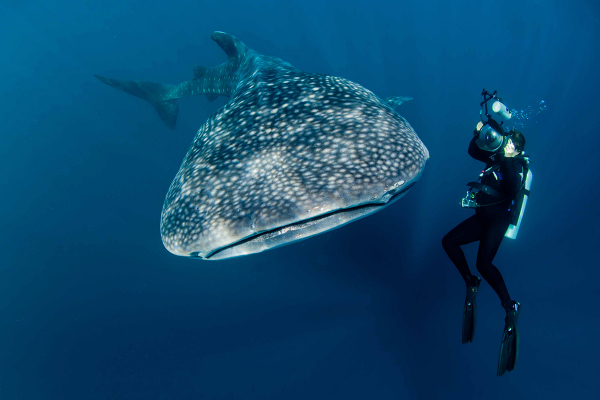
[503,139,518,158]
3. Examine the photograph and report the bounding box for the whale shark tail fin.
[94,74,179,130]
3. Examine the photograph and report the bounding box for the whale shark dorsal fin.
[383,96,414,110]
[211,31,248,62]
[193,66,208,79]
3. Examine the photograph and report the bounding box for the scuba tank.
[505,166,532,239]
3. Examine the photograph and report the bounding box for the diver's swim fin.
[462,276,481,344]
[497,301,521,376]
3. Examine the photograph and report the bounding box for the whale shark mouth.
[193,183,415,260]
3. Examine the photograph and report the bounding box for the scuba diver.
[441,89,532,376]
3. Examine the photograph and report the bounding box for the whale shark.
[95,31,429,260]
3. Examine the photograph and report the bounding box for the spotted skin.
[97,32,429,260]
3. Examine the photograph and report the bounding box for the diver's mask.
[474,89,512,152]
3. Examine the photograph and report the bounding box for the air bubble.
[509,99,547,129]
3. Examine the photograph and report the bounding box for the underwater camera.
[474,89,513,152]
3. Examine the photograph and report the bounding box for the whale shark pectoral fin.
[383,96,414,110]
[94,74,179,130]
[205,94,219,102]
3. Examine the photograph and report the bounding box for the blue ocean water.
[1,0,598,398]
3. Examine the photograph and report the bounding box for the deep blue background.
[1,0,599,398]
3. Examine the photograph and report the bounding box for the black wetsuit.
[442,137,525,311]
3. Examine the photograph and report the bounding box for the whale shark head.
[158,34,428,260]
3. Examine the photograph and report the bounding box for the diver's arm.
[468,137,495,163]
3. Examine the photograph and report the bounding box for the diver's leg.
[476,215,522,374]
[475,216,512,310]
[442,215,481,286]
[443,215,483,343]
